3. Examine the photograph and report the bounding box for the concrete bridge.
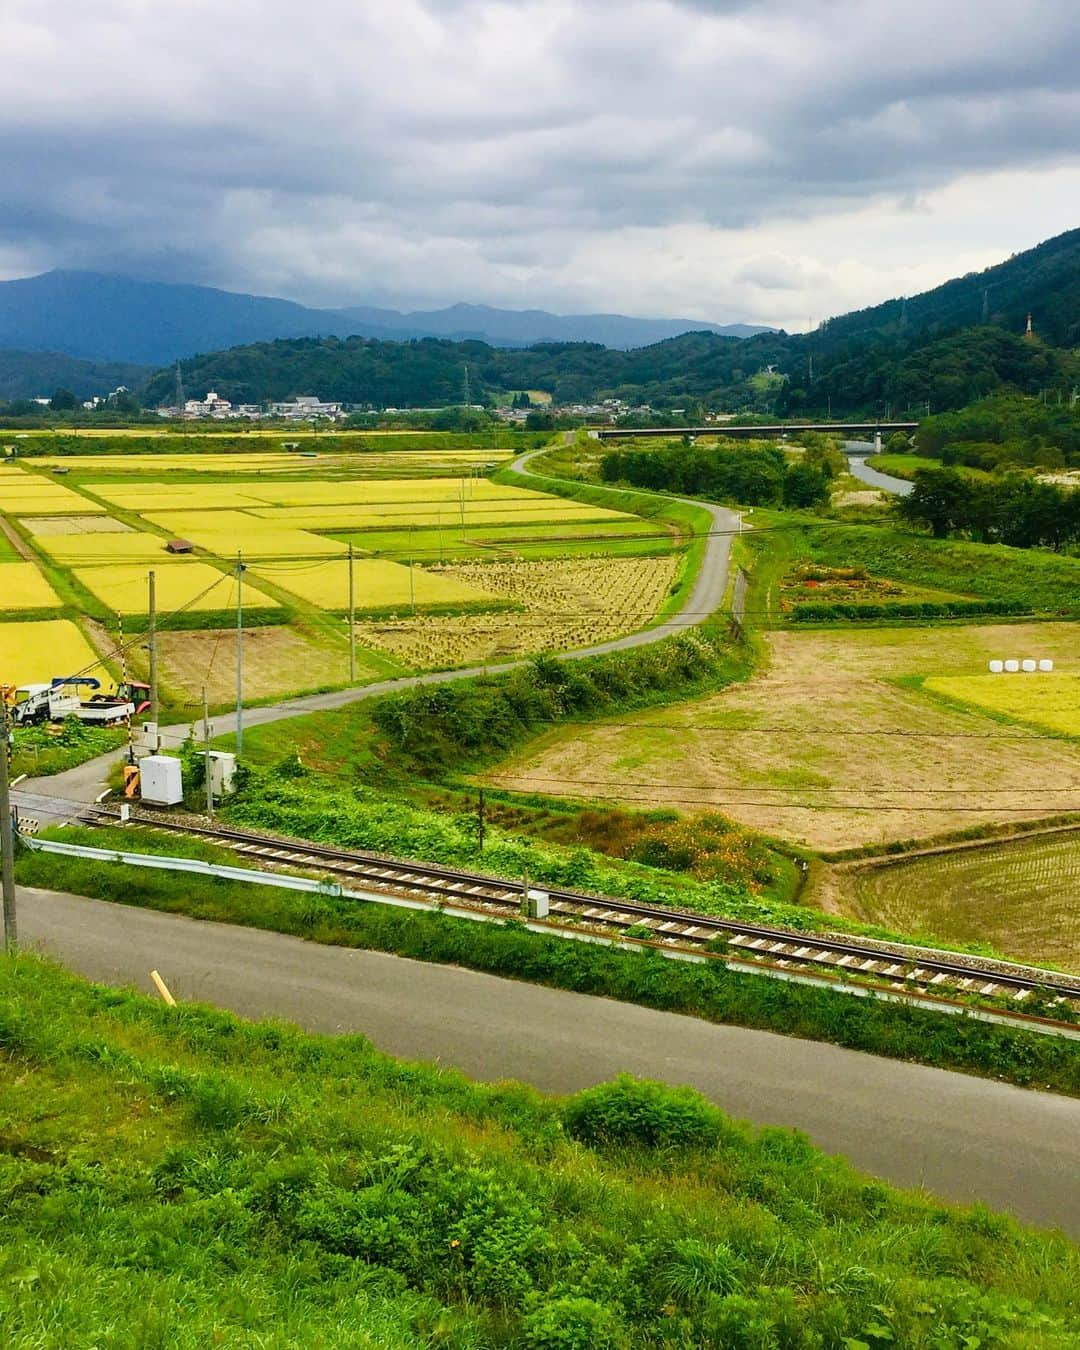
[593,422,917,452]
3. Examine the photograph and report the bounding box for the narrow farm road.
[15,447,738,819]
[17,884,1080,1236]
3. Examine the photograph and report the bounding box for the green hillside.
[1,955,1077,1347]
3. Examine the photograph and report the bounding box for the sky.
[2,0,1079,330]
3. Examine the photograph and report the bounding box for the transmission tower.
[462,363,471,407]
[174,362,185,414]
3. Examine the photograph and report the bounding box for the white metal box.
[140,755,184,806]
[208,751,237,797]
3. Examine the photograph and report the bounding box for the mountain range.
[0,269,770,373]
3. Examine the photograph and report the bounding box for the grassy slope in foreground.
[1,955,1078,1349]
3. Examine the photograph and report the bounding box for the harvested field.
[359,556,679,668]
[251,558,497,611]
[839,831,1080,968]
[924,672,1080,736]
[71,562,257,616]
[24,515,134,536]
[0,619,101,686]
[0,560,62,610]
[145,625,385,705]
[486,622,1080,850]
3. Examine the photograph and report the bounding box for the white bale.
[1004,659,1020,672]
[1038,659,1054,672]
[1021,659,1037,673]
[988,659,1004,673]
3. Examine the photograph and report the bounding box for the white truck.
[6,677,149,728]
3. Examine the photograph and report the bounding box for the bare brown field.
[486,623,1080,850]
[139,626,384,707]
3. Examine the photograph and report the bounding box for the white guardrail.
[21,835,1080,1040]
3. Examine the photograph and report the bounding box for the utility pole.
[235,552,245,756]
[0,699,16,951]
[477,787,485,852]
[147,569,159,751]
[347,542,356,683]
[202,687,214,820]
[119,610,134,765]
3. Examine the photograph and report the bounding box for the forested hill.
[813,226,1080,351]
[138,227,1080,416]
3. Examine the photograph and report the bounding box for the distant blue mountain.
[0,270,770,366]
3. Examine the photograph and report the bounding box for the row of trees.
[914,394,1080,470]
[900,467,1080,550]
[600,440,838,508]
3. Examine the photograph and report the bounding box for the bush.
[523,1296,626,1349]
[562,1076,726,1151]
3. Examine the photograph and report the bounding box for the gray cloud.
[1,0,1078,326]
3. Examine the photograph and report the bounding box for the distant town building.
[268,395,344,420]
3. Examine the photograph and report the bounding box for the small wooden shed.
[166,539,194,554]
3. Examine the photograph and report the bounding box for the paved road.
[17,884,1080,1236]
[14,448,738,820]
[844,440,914,496]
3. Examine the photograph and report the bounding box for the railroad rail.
[79,806,1080,1017]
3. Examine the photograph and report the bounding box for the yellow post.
[150,969,176,1006]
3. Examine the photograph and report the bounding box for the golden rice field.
[35,532,180,565]
[89,477,534,511]
[0,561,62,610]
[358,556,678,668]
[924,672,1080,736]
[0,481,105,514]
[140,511,342,559]
[72,562,257,616]
[0,619,100,687]
[28,449,512,474]
[248,503,631,531]
[251,558,497,611]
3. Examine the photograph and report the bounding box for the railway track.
[81,806,1080,1018]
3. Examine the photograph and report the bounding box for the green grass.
[743,521,1080,623]
[867,454,991,482]
[2,956,1077,1347]
[10,721,125,780]
[844,831,1080,969]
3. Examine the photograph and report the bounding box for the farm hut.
[166,539,194,554]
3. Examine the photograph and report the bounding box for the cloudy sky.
[3,0,1079,329]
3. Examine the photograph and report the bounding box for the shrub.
[562,1076,726,1151]
[523,1296,626,1349]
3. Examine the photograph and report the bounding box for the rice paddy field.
[357,556,679,666]
[0,440,687,696]
[0,560,62,610]
[71,562,258,617]
[840,830,1080,968]
[923,672,1080,736]
[0,619,100,687]
[250,558,498,612]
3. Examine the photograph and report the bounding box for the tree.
[49,388,77,411]
[899,468,974,538]
[782,463,831,508]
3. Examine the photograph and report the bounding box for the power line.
[485,772,1080,795]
